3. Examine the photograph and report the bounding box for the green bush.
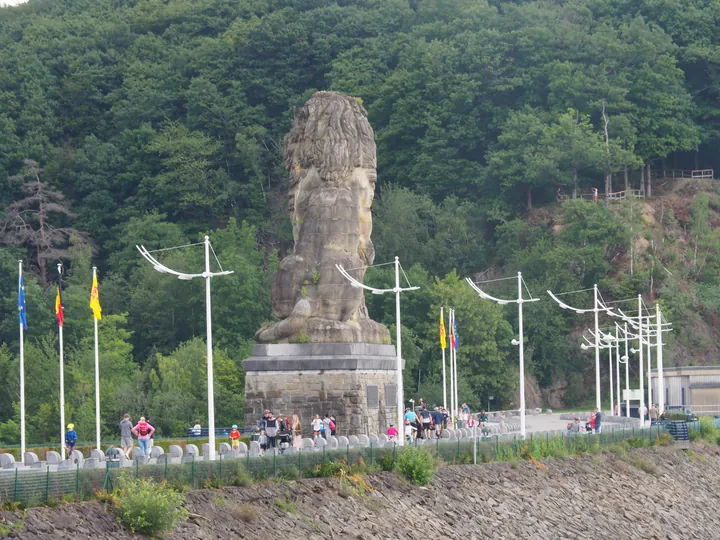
[308,459,346,478]
[379,452,396,472]
[115,477,188,536]
[395,448,436,485]
[698,417,718,441]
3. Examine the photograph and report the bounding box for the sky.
[0,0,28,6]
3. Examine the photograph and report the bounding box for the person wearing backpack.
[131,416,155,457]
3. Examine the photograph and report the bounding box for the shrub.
[688,428,700,442]
[698,417,718,441]
[115,478,188,536]
[631,457,658,475]
[231,470,253,487]
[309,459,346,478]
[229,504,258,523]
[379,452,396,472]
[275,491,297,515]
[395,448,436,486]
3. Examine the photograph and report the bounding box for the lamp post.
[467,272,538,438]
[337,257,419,447]
[548,285,613,411]
[137,236,233,460]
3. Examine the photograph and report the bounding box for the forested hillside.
[1,0,720,442]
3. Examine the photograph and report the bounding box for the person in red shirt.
[229,424,241,451]
[387,423,399,441]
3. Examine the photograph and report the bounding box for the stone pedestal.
[243,343,402,437]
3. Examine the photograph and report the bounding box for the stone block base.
[242,343,401,438]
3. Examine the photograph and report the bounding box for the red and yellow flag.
[55,284,64,327]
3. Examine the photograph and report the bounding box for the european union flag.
[453,320,459,350]
[18,275,27,330]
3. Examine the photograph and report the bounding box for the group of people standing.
[567,408,603,434]
[253,410,337,454]
[393,400,489,441]
[119,414,155,457]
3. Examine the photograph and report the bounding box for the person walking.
[119,414,134,458]
[264,412,279,451]
[593,408,602,434]
[131,416,155,457]
[145,416,155,452]
[330,415,337,436]
[292,415,302,450]
[387,423,399,441]
[229,424,241,451]
[65,424,77,458]
[311,414,323,444]
[323,414,332,439]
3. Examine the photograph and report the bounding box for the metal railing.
[660,169,714,179]
[0,426,665,507]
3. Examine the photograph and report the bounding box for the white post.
[608,344,614,419]
[18,261,26,459]
[449,309,455,428]
[638,295,645,427]
[593,285,601,410]
[394,256,404,447]
[453,309,459,426]
[93,267,101,451]
[58,263,66,460]
[646,317,652,413]
[205,236,216,460]
[441,307,447,411]
[473,420,477,465]
[615,327,621,416]
[657,304,665,414]
[517,272,526,439]
[624,323,630,418]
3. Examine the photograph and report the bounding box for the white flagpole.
[608,343,614,417]
[657,305,665,415]
[19,261,26,460]
[441,307,447,411]
[638,295,645,427]
[93,267,101,451]
[449,309,455,427]
[58,263,66,460]
[624,323,630,418]
[615,327,621,416]
[646,315,652,412]
[453,310,459,425]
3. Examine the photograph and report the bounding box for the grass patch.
[229,503,258,523]
[630,456,658,475]
[274,490,297,515]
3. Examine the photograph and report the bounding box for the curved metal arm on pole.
[467,278,539,305]
[336,264,419,294]
[546,290,608,314]
[137,245,234,279]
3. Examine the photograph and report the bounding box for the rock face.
[5,447,720,539]
[255,91,389,344]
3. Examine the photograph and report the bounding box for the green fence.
[0,425,667,507]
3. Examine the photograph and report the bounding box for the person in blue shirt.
[404,408,417,423]
[65,424,77,457]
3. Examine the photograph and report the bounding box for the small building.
[651,365,720,415]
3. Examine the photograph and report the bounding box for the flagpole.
[58,263,66,460]
[19,261,26,460]
[449,309,455,428]
[441,307,447,411]
[453,312,459,425]
[92,267,101,451]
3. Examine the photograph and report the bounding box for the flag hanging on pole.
[55,279,64,327]
[453,318,459,350]
[18,274,27,330]
[450,313,456,350]
[90,272,102,320]
[439,309,446,349]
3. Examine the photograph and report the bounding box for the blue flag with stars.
[453,319,459,350]
[18,274,27,330]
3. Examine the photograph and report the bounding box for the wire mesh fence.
[0,424,668,507]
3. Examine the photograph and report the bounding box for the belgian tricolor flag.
[55,278,64,327]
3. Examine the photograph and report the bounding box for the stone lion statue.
[255,91,390,344]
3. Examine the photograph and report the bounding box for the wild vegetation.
[2,0,720,441]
